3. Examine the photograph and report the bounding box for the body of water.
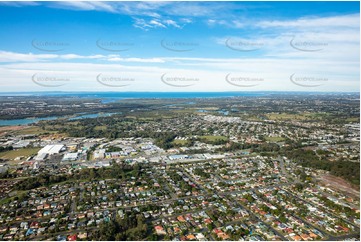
[0,116,59,126]
[197,109,229,115]
[0,112,120,127]
[85,91,264,99]
[0,91,267,99]
[68,112,119,120]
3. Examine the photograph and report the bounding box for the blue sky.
[0,1,359,92]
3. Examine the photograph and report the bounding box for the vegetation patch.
[265,136,285,142]
[0,147,40,161]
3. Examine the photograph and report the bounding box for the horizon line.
[0,91,359,94]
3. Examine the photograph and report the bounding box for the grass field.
[267,113,308,121]
[0,147,40,161]
[0,197,12,206]
[0,126,46,137]
[94,125,107,131]
[346,117,359,122]
[44,124,69,130]
[266,112,332,121]
[265,136,285,142]
[137,117,155,121]
[199,135,228,142]
[172,139,189,145]
[12,126,57,135]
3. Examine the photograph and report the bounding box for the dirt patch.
[319,173,360,199]
[0,125,28,136]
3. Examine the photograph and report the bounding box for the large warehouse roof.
[38,144,64,155]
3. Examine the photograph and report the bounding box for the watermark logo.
[161,39,199,52]
[290,36,328,52]
[290,73,328,87]
[161,73,199,87]
[31,73,70,87]
[96,39,134,52]
[225,73,264,87]
[96,73,135,87]
[31,39,69,52]
[225,38,264,52]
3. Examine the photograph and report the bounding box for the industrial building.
[37,144,65,155]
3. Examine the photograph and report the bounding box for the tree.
[295,183,304,191]
[279,216,287,223]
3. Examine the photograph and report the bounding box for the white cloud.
[207,19,228,27]
[107,57,165,63]
[47,1,175,20]
[232,20,245,28]
[212,13,359,64]
[0,54,358,92]
[133,18,184,30]
[180,18,192,24]
[206,13,360,31]
[0,51,57,62]
[256,13,360,29]
[164,19,181,28]
[59,54,106,60]
[0,1,39,7]
[207,19,216,25]
[133,18,152,30]
[50,1,117,13]
[117,1,169,16]
[0,51,170,64]
[206,19,245,28]
[0,51,107,62]
[149,19,166,28]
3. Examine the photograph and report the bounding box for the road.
[277,156,300,183]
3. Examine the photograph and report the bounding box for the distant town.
[0,93,359,241]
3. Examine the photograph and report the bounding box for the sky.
[0,1,359,92]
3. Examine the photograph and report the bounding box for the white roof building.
[38,144,65,155]
[93,149,106,159]
[13,140,30,149]
[34,153,47,161]
[62,152,79,161]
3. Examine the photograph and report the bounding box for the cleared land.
[0,147,40,161]
[320,174,360,199]
[12,126,57,136]
[0,125,30,137]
